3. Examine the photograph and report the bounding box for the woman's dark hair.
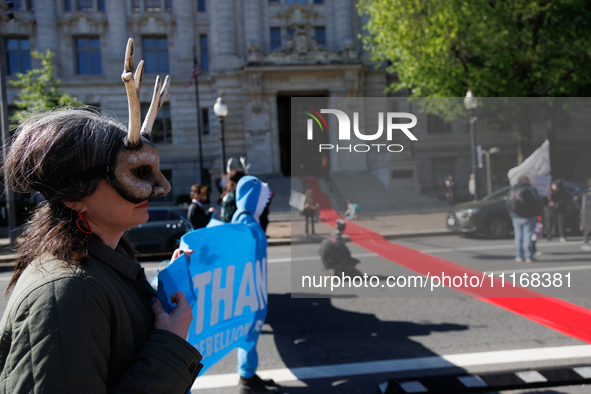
[220,168,246,199]
[4,108,134,293]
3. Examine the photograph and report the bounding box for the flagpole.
[192,47,205,185]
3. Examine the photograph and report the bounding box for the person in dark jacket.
[543,179,569,242]
[576,178,591,251]
[188,183,214,229]
[506,176,543,263]
[0,41,202,393]
[445,175,458,206]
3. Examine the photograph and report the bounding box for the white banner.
[289,189,306,211]
[507,140,551,186]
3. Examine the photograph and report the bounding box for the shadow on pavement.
[265,293,469,393]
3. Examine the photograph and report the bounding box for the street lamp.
[464,89,479,200]
[213,91,228,185]
[481,147,500,195]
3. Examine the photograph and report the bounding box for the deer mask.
[106,38,171,203]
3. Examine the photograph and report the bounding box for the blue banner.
[156,223,268,373]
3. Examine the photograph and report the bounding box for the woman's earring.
[76,210,93,234]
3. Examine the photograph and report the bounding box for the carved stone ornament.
[250,6,358,66]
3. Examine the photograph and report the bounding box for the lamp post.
[464,89,479,200]
[213,92,228,185]
[481,147,500,195]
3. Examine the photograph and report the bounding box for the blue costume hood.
[232,175,271,224]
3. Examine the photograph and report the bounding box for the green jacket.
[222,191,237,223]
[0,238,202,393]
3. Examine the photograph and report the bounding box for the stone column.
[210,0,240,69]
[35,0,58,56]
[243,0,261,51]
[104,0,127,77]
[334,0,352,50]
[173,0,195,65]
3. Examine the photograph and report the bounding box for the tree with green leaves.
[358,0,591,165]
[9,50,84,127]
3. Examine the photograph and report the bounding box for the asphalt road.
[0,235,590,393]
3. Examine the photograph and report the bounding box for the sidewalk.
[266,210,451,246]
[0,210,452,263]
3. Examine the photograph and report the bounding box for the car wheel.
[487,217,511,239]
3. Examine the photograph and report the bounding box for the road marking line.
[191,345,591,390]
[516,370,548,383]
[421,241,582,254]
[269,252,377,264]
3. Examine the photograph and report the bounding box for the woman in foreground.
[0,39,202,392]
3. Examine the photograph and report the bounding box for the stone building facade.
[2,0,589,204]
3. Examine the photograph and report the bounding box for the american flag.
[184,56,201,88]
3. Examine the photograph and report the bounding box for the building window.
[133,0,171,12]
[313,0,323,3]
[64,0,71,11]
[286,0,307,3]
[197,0,205,12]
[270,28,281,50]
[315,27,325,46]
[78,0,93,10]
[431,158,455,188]
[201,108,209,135]
[15,0,34,11]
[6,38,31,75]
[143,37,169,73]
[269,0,279,3]
[99,0,105,11]
[145,0,161,11]
[427,114,453,134]
[199,35,208,70]
[76,37,102,74]
[142,103,172,143]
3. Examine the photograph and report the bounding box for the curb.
[0,229,453,264]
[267,228,453,247]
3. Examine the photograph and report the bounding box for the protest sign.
[157,224,268,373]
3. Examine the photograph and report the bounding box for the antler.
[121,38,144,145]
[141,75,170,137]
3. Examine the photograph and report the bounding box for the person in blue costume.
[231,176,278,394]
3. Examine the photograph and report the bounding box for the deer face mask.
[106,38,171,204]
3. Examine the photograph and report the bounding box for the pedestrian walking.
[445,175,458,206]
[543,180,569,242]
[231,177,278,394]
[188,184,214,229]
[0,110,203,390]
[506,176,543,263]
[575,178,591,251]
[468,173,480,199]
[303,189,319,236]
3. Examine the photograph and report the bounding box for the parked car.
[446,182,583,239]
[126,206,191,253]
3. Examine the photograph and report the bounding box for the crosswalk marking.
[190,345,591,390]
